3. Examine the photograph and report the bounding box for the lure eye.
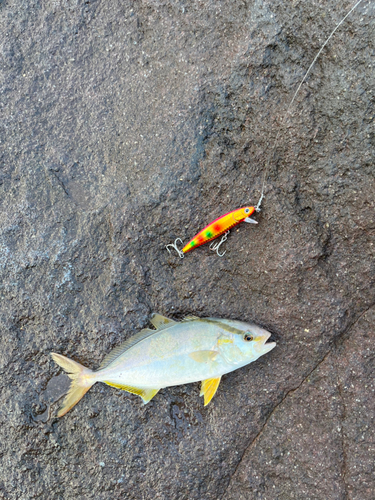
[244,208,250,214]
[243,333,253,342]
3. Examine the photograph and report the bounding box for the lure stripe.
[182,206,255,253]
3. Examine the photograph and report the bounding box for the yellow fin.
[200,377,221,406]
[150,313,176,330]
[189,350,218,363]
[140,388,160,404]
[104,381,159,404]
[51,353,95,417]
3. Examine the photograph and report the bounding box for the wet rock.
[0,1,374,499]
[225,307,375,500]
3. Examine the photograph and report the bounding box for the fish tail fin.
[51,352,95,417]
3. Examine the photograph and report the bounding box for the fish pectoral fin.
[200,377,222,406]
[189,350,218,363]
[150,313,177,330]
[104,382,160,404]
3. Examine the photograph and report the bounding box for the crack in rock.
[220,304,375,499]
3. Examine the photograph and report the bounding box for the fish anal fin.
[189,350,218,363]
[141,388,160,404]
[104,381,159,404]
[105,381,143,395]
[200,377,221,406]
[150,313,176,330]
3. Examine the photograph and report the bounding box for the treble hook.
[165,238,184,259]
[209,230,230,257]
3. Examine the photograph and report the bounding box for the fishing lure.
[166,206,258,258]
[51,313,275,417]
[166,0,364,259]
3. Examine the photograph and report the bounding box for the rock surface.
[0,1,374,499]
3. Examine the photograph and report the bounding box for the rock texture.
[0,1,374,499]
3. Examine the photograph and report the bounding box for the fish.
[166,206,258,258]
[51,313,276,417]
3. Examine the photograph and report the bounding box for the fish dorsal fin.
[104,381,159,404]
[183,315,199,321]
[150,313,177,330]
[99,328,156,369]
[189,350,218,363]
[200,377,221,406]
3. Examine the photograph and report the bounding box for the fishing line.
[255,0,366,212]
[165,0,368,259]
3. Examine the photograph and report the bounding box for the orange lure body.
[182,206,256,254]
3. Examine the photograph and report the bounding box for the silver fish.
[51,314,276,417]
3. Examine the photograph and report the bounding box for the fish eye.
[244,208,250,214]
[243,333,253,342]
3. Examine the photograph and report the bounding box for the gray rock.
[0,1,374,499]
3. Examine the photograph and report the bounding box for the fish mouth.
[256,332,276,354]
